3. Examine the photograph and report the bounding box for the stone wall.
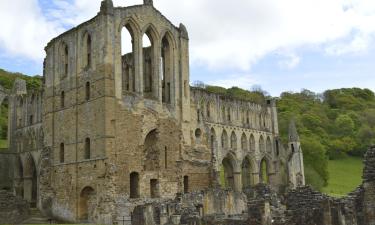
[0,190,30,224]
[0,153,12,190]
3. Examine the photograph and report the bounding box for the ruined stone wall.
[0,190,30,224]
[0,153,12,190]
[190,88,286,191]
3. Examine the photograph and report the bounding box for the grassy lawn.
[322,156,363,197]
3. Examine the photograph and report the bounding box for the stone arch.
[259,135,265,153]
[120,18,140,92]
[266,136,272,154]
[242,156,255,189]
[84,138,91,160]
[230,131,237,151]
[79,186,95,221]
[144,129,160,171]
[130,172,140,198]
[249,134,255,152]
[206,101,211,118]
[59,42,69,78]
[161,31,174,103]
[259,157,270,184]
[141,24,159,97]
[81,30,93,69]
[220,154,236,189]
[241,133,248,151]
[22,153,38,206]
[221,129,228,150]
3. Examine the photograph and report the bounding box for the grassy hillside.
[0,68,42,149]
[322,156,363,197]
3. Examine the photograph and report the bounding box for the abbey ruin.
[0,1,374,225]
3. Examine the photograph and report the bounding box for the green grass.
[0,139,7,149]
[322,156,363,197]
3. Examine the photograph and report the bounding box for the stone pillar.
[152,41,161,100]
[233,172,242,192]
[134,33,143,95]
[252,172,260,185]
[23,177,32,202]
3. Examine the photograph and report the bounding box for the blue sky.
[0,0,374,96]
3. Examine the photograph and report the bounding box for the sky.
[0,0,374,96]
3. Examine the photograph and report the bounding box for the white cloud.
[1,0,375,71]
[278,53,301,69]
[0,0,64,61]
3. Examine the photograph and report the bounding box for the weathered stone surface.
[0,190,30,224]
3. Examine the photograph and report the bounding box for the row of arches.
[220,155,270,190]
[210,128,273,155]
[14,153,38,207]
[196,98,272,130]
[121,20,176,103]
[59,31,93,79]
[14,128,43,153]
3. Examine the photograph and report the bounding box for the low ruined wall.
[0,190,30,224]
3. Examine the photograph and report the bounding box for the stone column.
[252,172,260,185]
[233,172,242,192]
[23,177,32,202]
[134,33,143,95]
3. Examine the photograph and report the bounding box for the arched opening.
[230,131,237,150]
[291,143,295,153]
[206,102,211,118]
[266,137,272,154]
[85,82,90,101]
[242,157,253,189]
[84,138,90,160]
[221,106,226,122]
[260,158,269,184]
[23,154,38,207]
[79,186,95,221]
[60,91,65,108]
[82,33,92,68]
[246,111,250,125]
[275,140,280,156]
[130,172,139,198]
[210,128,217,156]
[142,27,156,98]
[121,24,135,92]
[221,130,228,150]
[60,43,69,78]
[249,134,255,152]
[183,175,189,193]
[259,135,265,153]
[241,133,248,151]
[144,129,160,171]
[220,156,235,189]
[60,143,65,163]
[195,128,202,143]
[161,33,173,103]
[150,179,159,198]
[227,108,231,121]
